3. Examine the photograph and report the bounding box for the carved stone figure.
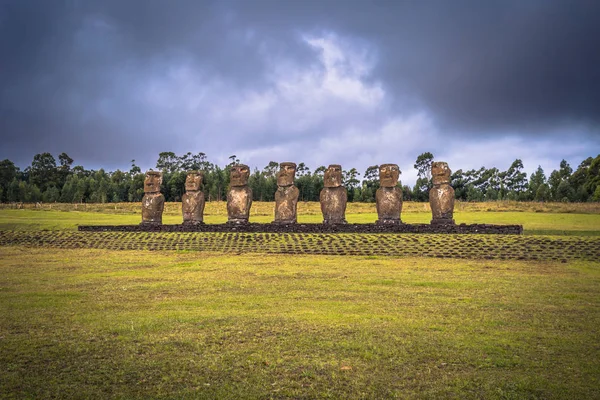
[273,162,299,224]
[376,163,403,224]
[141,171,164,225]
[320,164,347,224]
[429,161,455,224]
[182,171,205,224]
[227,164,252,224]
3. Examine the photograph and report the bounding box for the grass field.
[1,201,600,235]
[1,202,599,398]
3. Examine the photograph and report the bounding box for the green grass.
[1,247,599,398]
[2,208,600,236]
[1,202,598,398]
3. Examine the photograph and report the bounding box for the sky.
[1,0,599,185]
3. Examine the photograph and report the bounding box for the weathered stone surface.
[79,222,524,235]
[320,165,347,224]
[376,164,403,224]
[182,171,205,224]
[227,164,252,223]
[429,161,455,224]
[274,162,299,224]
[323,164,343,188]
[141,171,164,225]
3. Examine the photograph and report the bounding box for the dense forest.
[0,152,599,203]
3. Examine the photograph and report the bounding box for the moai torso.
[227,164,252,223]
[429,162,455,224]
[274,162,299,224]
[182,171,205,224]
[141,172,165,225]
[376,164,403,224]
[320,164,347,224]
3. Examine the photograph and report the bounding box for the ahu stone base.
[79,223,523,235]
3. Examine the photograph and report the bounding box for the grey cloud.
[1,0,599,178]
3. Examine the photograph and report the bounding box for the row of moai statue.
[141,162,455,225]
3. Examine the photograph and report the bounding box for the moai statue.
[376,164,403,224]
[227,164,252,224]
[429,161,455,224]
[182,171,205,224]
[141,171,164,225]
[320,164,347,224]
[273,162,299,224]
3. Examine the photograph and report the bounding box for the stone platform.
[78,223,523,235]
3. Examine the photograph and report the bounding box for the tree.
[504,159,528,199]
[451,169,468,200]
[166,171,186,201]
[228,155,240,166]
[413,152,434,201]
[548,170,561,200]
[7,178,20,202]
[556,180,575,202]
[360,165,379,202]
[110,170,128,202]
[343,168,360,201]
[402,185,413,201]
[29,152,58,192]
[583,155,600,200]
[179,152,208,171]
[263,161,279,179]
[570,156,594,201]
[535,184,550,202]
[43,186,61,202]
[528,166,547,201]
[296,162,310,177]
[73,176,88,203]
[592,185,600,202]
[156,152,181,173]
[89,169,110,203]
[130,160,141,175]
[56,152,74,191]
[60,175,76,202]
[414,152,434,181]
[559,159,573,179]
[0,159,18,202]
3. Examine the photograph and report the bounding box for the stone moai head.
[230,164,250,187]
[144,171,162,193]
[185,171,203,191]
[432,162,451,185]
[324,164,343,188]
[379,164,401,187]
[277,162,297,187]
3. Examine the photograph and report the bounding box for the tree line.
[0,151,598,203]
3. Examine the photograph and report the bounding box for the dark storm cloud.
[1,0,599,176]
[231,0,600,132]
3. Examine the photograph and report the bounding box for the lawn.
[1,201,600,235]
[1,201,599,398]
[1,247,599,399]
